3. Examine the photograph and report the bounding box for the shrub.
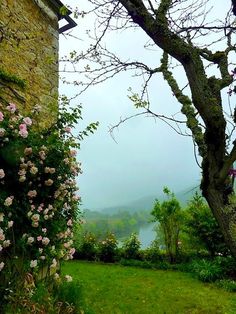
[122,233,141,260]
[76,232,98,261]
[184,193,228,256]
[4,278,84,314]
[98,232,118,262]
[216,279,236,292]
[213,256,236,278]
[190,259,223,282]
[143,245,163,263]
[0,99,98,308]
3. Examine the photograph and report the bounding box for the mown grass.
[62,261,236,314]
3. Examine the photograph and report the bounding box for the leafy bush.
[121,233,141,260]
[143,241,163,263]
[4,278,84,314]
[216,279,236,292]
[190,259,223,282]
[98,232,118,262]
[184,193,228,256]
[75,232,98,261]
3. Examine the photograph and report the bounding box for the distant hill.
[91,184,200,215]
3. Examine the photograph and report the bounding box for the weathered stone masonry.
[0,0,75,128]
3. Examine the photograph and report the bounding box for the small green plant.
[98,232,118,262]
[190,259,223,282]
[216,279,236,292]
[54,280,83,313]
[122,233,141,260]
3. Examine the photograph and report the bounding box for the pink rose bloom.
[0,169,5,179]
[0,230,5,241]
[30,260,37,268]
[42,237,50,245]
[4,196,14,206]
[30,166,38,175]
[32,221,39,228]
[37,236,42,241]
[19,129,28,138]
[65,275,73,282]
[27,190,37,198]
[0,213,4,222]
[0,262,5,271]
[0,128,5,137]
[3,240,11,248]
[7,103,16,113]
[31,214,40,222]
[19,176,26,182]
[39,151,46,160]
[70,150,77,157]
[24,147,33,155]
[49,168,56,174]
[42,228,47,233]
[23,117,32,126]
[37,206,43,212]
[19,123,27,131]
[8,221,14,228]
[19,124,28,138]
[69,248,76,255]
[44,179,53,186]
[0,112,4,121]
[67,219,73,226]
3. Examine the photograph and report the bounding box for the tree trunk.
[202,184,236,257]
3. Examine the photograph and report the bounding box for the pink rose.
[0,169,5,179]
[0,128,5,137]
[24,147,33,155]
[0,112,4,121]
[19,124,28,138]
[7,103,16,113]
[4,196,14,206]
[27,190,37,198]
[23,117,32,126]
[70,150,77,157]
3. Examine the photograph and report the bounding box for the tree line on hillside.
[79,209,151,238]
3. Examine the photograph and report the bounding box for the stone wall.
[0,0,59,128]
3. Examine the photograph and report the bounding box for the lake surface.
[138,223,156,248]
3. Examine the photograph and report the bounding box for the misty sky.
[58,1,229,209]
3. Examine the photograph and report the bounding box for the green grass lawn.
[62,261,236,314]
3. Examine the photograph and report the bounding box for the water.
[138,223,156,249]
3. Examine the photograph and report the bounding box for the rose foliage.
[0,98,98,305]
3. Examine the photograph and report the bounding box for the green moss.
[0,69,26,89]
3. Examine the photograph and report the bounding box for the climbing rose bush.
[0,99,98,302]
